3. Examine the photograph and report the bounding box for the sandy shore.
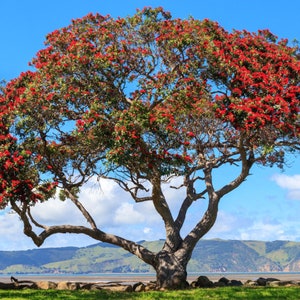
[1,273,300,284]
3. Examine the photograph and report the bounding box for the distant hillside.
[1,239,300,274]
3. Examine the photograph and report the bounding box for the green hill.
[1,239,300,274]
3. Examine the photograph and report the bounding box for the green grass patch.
[0,287,300,300]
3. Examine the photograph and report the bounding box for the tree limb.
[10,200,156,266]
[65,188,98,230]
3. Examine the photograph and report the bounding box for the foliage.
[1,7,299,288]
[2,7,299,206]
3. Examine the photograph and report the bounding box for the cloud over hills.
[272,174,300,200]
[1,172,300,251]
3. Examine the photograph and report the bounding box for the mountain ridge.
[1,239,300,274]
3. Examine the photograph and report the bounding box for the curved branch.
[179,167,219,260]
[10,200,156,266]
[151,172,174,228]
[150,171,184,252]
[109,176,152,203]
[65,189,98,230]
[179,140,255,260]
[174,175,206,232]
[217,147,254,198]
[27,207,48,230]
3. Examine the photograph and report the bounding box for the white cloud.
[271,174,300,200]
[0,177,167,250]
[0,211,37,250]
[238,221,285,241]
[31,197,83,225]
[114,203,145,224]
[143,227,152,234]
[204,212,300,242]
[3,173,300,251]
[30,178,158,228]
[272,174,300,189]
[237,220,300,242]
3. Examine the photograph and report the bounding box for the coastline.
[1,272,300,284]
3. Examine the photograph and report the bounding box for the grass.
[0,287,300,300]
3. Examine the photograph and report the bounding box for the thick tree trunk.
[154,251,189,290]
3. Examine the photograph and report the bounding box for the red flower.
[187,132,196,138]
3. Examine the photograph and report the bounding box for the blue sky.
[0,0,300,251]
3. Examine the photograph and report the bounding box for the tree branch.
[217,140,255,198]
[108,175,152,203]
[150,171,183,251]
[10,200,156,266]
[27,207,48,230]
[179,137,256,260]
[65,188,98,230]
[179,167,219,260]
[174,174,206,232]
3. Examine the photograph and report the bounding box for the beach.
[1,273,300,284]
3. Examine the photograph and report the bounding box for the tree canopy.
[1,7,299,289]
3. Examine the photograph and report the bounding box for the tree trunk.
[154,251,189,290]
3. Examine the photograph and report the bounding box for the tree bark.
[154,251,189,290]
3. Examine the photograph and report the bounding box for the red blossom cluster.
[210,29,300,135]
[1,8,299,204]
[0,90,57,207]
[0,114,34,206]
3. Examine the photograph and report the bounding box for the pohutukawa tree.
[1,8,299,289]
